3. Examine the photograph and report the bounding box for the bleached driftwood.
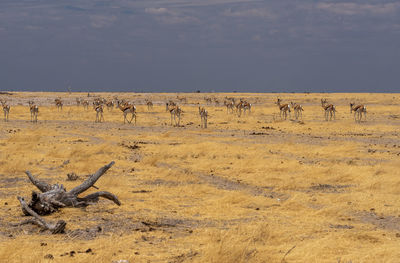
[17,161,120,233]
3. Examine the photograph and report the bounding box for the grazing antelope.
[1,100,10,122]
[321,99,336,121]
[198,107,208,128]
[76,98,81,107]
[169,105,182,126]
[118,103,137,124]
[94,104,104,123]
[291,102,304,120]
[276,98,291,120]
[350,103,367,122]
[54,98,63,111]
[30,104,39,123]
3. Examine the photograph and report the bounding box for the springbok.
[30,103,39,123]
[1,100,10,122]
[199,107,208,128]
[276,98,291,120]
[224,100,235,114]
[170,105,182,126]
[166,101,176,112]
[54,98,63,111]
[118,103,137,124]
[106,100,114,111]
[321,99,336,121]
[235,99,251,117]
[146,100,153,110]
[177,96,187,103]
[94,104,104,123]
[350,103,367,122]
[291,102,304,120]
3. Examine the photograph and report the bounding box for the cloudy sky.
[1,0,399,92]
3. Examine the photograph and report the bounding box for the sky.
[0,0,399,93]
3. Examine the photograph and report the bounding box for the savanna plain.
[0,92,399,263]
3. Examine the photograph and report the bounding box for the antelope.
[177,96,187,103]
[118,103,137,124]
[115,99,122,109]
[236,99,251,117]
[76,98,81,107]
[291,102,304,120]
[93,98,103,108]
[1,100,10,122]
[204,97,212,104]
[94,104,104,123]
[276,98,291,120]
[235,101,243,116]
[145,100,153,110]
[92,100,100,110]
[82,100,89,110]
[350,103,367,122]
[113,97,119,108]
[242,100,251,115]
[169,105,182,126]
[224,100,235,114]
[166,101,176,112]
[30,104,39,123]
[321,99,336,121]
[199,107,208,128]
[106,100,114,111]
[225,97,235,104]
[55,98,63,111]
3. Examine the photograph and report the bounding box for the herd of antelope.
[0,96,369,127]
[274,98,366,122]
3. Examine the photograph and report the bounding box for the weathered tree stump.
[17,161,120,233]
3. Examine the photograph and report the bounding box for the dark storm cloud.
[0,0,399,92]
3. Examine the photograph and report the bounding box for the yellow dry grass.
[0,92,399,262]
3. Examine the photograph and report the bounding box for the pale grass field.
[0,92,399,262]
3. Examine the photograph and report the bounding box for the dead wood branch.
[20,161,120,216]
[69,161,115,195]
[25,171,52,192]
[78,191,121,205]
[17,196,66,234]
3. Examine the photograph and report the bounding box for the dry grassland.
[0,92,399,262]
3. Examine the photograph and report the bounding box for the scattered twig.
[281,245,296,263]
